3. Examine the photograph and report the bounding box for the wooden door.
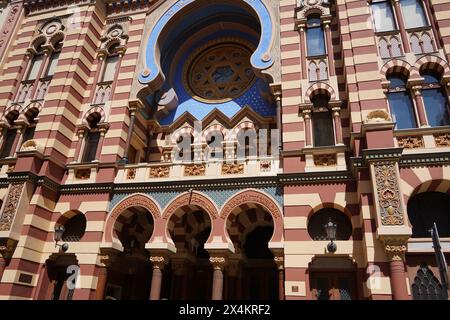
[310,272,356,300]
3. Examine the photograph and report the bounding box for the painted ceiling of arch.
[141,0,276,125]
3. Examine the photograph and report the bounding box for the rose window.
[184,41,256,102]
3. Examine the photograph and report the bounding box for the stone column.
[323,19,335,77]
[274,256,285,300]
[411,85,428,127]
[302,109,312,147]
[384,241,409,300]
[149,255,168,300]
[332,106,343,145]
[391,0,411,53]
[210,256,227,300]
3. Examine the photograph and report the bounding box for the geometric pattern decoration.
[109,186,283,214]
[184,40,256,103]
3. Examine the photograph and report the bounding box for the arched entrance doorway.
[225,207,278,300]
[105,206,154,300]
[162,208,212,300]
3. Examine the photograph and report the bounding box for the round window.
[184,39,256,103]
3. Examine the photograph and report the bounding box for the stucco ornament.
[364,110,392,124]
[0,183,25,231]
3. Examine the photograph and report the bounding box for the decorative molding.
[434,133,450,147]
[75,168,91,180]
[126,168,136,180]
[149,166,170,178]
[109,194,160,220]
[313,153,337,166]
[220,189,281,219]
[397,136,424,149]
[373,164,404,226]
[260,160,271,172]
[163,191,218,220]
[184,164,206,176]
[222,163,244,175]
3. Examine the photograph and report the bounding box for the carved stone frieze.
[397,136,424,149]
[0,183,25,231]
[222,163,244,175]
[184,164,206,176]
[150,166,170,178]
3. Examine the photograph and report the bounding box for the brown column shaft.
[149,266,163,300]
[212,267,224,300]
[95,266,108,300]
[412,88,428,127]
[95,129,107,161]
[278,268,285,300]
[389,259,409,300]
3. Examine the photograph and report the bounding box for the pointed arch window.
[421,71,450,127]
[306,15,326,57]
[387,73,417,129]
[412,264,447,300]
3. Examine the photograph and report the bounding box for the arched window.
[421,71,450,127]
[407,191,450,238]
[307,208,352,241]
[0,111,19,159]
[81,114,101,163]
[61,214,87,242]
[400,0,428,29]
[412,264,447,300]
[306,15,326,57]
[312,94,334,147]
[371,0,397,32]
[386,73,417,129]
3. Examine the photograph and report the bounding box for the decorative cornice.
[279,171,352,184]
[362,147,403,163]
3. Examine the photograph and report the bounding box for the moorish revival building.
[0,0,448,301]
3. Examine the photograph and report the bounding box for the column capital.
[384,243,407,261]
[209,256,227,270]
[150,255,169,270]
[411,85,422,96]
[0,244,15,259]
[274,256,284,270]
